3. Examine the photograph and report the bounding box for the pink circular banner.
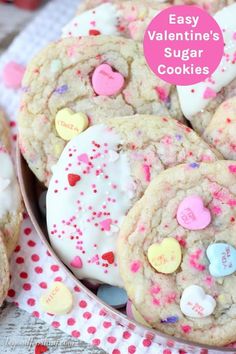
[143,5,224,85]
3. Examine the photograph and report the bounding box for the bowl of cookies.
[16,0,236,352]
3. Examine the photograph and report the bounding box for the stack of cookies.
[0,108,22,307]
[18,0,236,347]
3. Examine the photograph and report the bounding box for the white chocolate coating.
[0,145,21,219]
[177,3,236,119]
[47,125,134,286]
[62,3,120,38]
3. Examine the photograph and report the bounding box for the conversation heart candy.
[2,61,25,89]
[39,282,73,315]
[180,285,216,318]
[97,285,128,309]
[207,243,236,277]
[177,195,211,230]
[92,63,125,96]
[147,238,182,274]
[55,108,89,141]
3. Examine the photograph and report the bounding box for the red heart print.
[102,252,115,264]
[35,344,49,354]
[68,174,81,187]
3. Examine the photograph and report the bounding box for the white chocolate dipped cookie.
[0,109,22,257]
[177,3,236,134]
[46,115,218,287]
[63,1,168,41]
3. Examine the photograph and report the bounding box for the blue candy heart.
[97,285,128,309]
[206,243,236,277]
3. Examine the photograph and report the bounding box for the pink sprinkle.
[67,45,77,57]
[70,256,83,269]
[138,224,146,233]
[100,218,112,231]
[130,260,141,273]
[78,153,89,164]
[211,205,222,215]
[191,249,202,260]
[228,199,236,207]
[181,325,191,334]
[203,87,217,99]
[152,298,160,306]
[143,164,151,182]
[189,259,206,271]
[150,285,161,295]
[155,86,168,101]
[229,165,236,174]
[175,236,186,248]
[233,32,236,40]
[165,292,177,304]
[204,275,214,287]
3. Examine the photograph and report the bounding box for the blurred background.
[0,0,47,55]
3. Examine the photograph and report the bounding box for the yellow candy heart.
[147,238,182,274]
[131,303,151,327]
[55,108,89,141]
[39,282,73,315]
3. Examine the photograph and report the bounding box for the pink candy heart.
[2,61,25,89]
[92,64,124,96]
[177,195,211,230]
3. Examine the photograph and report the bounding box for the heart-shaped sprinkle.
[68,174,81,187]
[147,238,182,274]
[177,195,211,230]
[70,256,83,269]
[35,344,49,354]
[100,218,112,231]
[78,153,89,164]
[102,251,115,264]
[180,285,216,318]
[206,243,236,277]
[97,285,128,308]
[2,61,25,89]
[92,63,125,96]
[89,29,101,36]
[203,87,217,99]
[39,282,73,315]
[55,108,89,141]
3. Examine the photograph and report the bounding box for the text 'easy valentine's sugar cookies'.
[18,35,183,186]
[118,161,236,346]
[46,115,218,287]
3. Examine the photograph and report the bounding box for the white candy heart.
[180,285,216,318]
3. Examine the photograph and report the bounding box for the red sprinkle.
[89,29,101,36]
